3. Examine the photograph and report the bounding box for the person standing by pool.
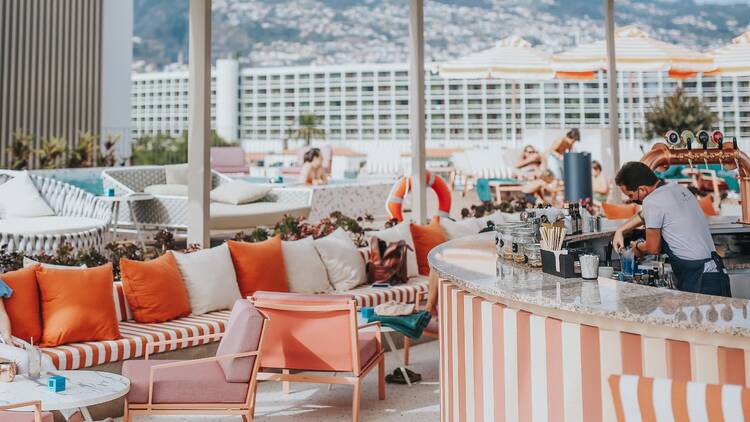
[299,147,328,185]
[546,128,580,179]
[592,160,610,204]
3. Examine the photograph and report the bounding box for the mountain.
[132,0,750,72]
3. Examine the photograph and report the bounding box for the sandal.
[385,368,422,384]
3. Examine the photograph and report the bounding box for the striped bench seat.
[43,277,429,370]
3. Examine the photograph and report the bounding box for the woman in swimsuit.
[546,128,580,179]
[516,145,543,180]
[299,147,328,185]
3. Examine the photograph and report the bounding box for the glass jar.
[525,243,542,267]
[498,222,526,260]
[512,227,535,264]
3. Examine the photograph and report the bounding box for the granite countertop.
[428,233,750,337]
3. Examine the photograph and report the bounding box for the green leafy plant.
[8,131,33,170]
[644,87,719,141]
[290,114,325,147]
[36,136,67,169]
[67,132,99,168]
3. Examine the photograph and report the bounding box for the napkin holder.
[541,248,580,278]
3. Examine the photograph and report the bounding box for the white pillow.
[314,228,366,292]
[0,172,54,219]
[23,257,86,269]
[210,180,271,205]
[369,221,418,278]
[144,184,188,197]
[172,244,242,315]
[282,237,331,293]
[164,164,189,185]
[440,218,480,239]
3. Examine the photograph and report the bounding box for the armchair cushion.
[439,217,480,239]
[164,164,189,185]
[210,180,271,205]
[0,172,54,219]
[282,237,331,294]
[358,331,380,369]
[0,411,54,422]
[410,219,449,276]
[314,228,366,292]
[216,300,265,382]
[122,359,249,404]
[143,184,188,197]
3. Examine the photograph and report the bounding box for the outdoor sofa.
[0,171,111,255]
[101,165,312,232]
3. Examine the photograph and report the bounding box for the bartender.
[612,162,731,297]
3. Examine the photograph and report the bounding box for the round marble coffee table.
[0,371,130,421]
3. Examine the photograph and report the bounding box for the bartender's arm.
[613,212,644,251]
[631,228,662,257]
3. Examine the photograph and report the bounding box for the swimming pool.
[33,168,105,196]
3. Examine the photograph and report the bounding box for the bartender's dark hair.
[615,161,659,191]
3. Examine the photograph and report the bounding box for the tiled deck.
[116,341,439,421]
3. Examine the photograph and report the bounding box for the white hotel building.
[131,59,750,154]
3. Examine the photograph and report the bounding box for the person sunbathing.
[521,170,561,205]
[515,145,543,179]
[299,147,328,185]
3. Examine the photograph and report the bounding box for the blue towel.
[475,178,520,202]
[0,278,12,298]
[368,311,432,339]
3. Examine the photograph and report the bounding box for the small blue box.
[361,307,375,320]
[48,375,66,392]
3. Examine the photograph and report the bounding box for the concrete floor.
[116,340,440,422]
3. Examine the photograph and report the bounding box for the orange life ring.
[386,170,452,222]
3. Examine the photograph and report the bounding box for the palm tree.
[290,114,325,147]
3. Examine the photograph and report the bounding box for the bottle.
[573,203,581,235]
[563,202,573,236]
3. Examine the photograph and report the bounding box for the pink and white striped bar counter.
[429,233,750,422]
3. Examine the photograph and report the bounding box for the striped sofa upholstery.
[609,374,750,421]
[42,277,429,370]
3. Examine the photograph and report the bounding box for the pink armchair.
[251,291,385,422]
[0,401,53,422]
[122,299,268,422]
[211,147,250,174]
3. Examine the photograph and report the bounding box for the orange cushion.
[228,237,289,297]
[120,253,191,323]
[410,218,449,276]
[698,195,718,216]
[602,202,638,220]
[36,263,121,347]
[1,265,42,344]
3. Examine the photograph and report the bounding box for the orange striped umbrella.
[552,25,716,80]
[435,36,555,81]
[710,31,750,77]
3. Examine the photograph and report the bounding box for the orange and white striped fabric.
[609,374,750,422]
[42,310,230,370]
[44,278,427,370]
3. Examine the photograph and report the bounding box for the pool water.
[40,171,105,196]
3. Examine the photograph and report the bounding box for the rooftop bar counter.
[429,233,750,422]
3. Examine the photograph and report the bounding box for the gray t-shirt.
[642,182,716,270]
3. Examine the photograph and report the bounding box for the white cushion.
[164,164,189,185]
[314,228,366,292]
[440,218,480,239]
[282,237,331,293]
[369,221,418,278]
[209,202,310,230]
[0,216,103,235]
[172,244,242,315]
[210,180,271,205]
[0,172,54,219]
[144,184,188,197]
[23,257,86,269]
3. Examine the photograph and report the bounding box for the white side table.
[0,370,130,421]
[98,193,154,249]
[358,313,414,387]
